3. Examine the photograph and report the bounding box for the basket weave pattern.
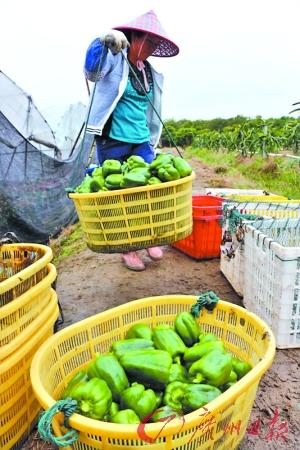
[30,295,275,450]
[70,174,194,253]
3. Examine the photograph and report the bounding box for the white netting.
[0,71,57,154]
[251,217,300,247]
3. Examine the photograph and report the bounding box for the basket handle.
[122,54,183,158]
[38,398,79,446]
[191,291,220,317]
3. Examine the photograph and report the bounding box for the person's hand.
[99,30,130,54]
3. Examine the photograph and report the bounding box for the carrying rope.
[38,398,79,446]
[222,204,262,234]
[82,44,108,169]
[122,54,183,158]
[80,46,183,170]
[191,291,220,317]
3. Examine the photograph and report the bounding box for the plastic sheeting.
[0,71,93,243]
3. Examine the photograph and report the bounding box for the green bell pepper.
[102,159,122,178]
[188,350,232,386]
[68,377,112,420]
[75,174,92,193]
[150,405,182,423]
[87,353,129,402]
[219,381,237,392]
[199,333,219,344]
[229,370,238,383]
[173,157,192,178]
[107,401,119,419]
[184,340,225,363]
[155,391,163,409]
[125,323,153,340]
[120,172,148,188]
[90,176,105,192]
[157,165,180,182]
[129,167,151,179]
[219,372,238,392]
[119,348,172,390]
[232,357,252,379]
[150,154,174,170]
[61,370,89,399]
[163,381,221,414]
[152,324,186,360]
[126,155,148,170]
[104,401,120,421]
[180,384,222,414]
[148,176,163,185]
[163,381,187,411]
[92,167,103,178]
[168,363,189,383]
[111,338,154,359]
[121,162,129,173]
[174,311,201,346]
[120,382,158,420]
[111,409,140,424]
[104,173,124,190]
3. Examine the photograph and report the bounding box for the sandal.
[146,247,163,261]
[122,252,146,271]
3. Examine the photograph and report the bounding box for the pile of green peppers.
[61,313,252,424]
[74,153,193,193]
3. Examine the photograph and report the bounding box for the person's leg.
[95,136,131,164]
[132,141,155,163]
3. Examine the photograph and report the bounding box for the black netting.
[0,111,93,243]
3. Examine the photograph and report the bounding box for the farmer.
[84,10,179,271]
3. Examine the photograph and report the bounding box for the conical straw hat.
[113,10,179,57]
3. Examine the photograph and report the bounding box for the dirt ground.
[22,155,299,450]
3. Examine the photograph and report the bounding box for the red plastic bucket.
[171,196,224,259]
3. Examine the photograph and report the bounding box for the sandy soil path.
[22,155,299,450]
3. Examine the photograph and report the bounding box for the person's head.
[113,10,179,66]
[126,31,161,65]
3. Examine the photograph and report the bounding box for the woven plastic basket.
[220,201,300,297]
[0,263,57,360]
[0,243,53,307]
[69,173,195,253]
[0,289,58,450]
[31,295,275,450]
[220,250,244,297]
[244,218,300,348]
[225,194,288,201]
[225,201,300,219]
[204,188,274,196]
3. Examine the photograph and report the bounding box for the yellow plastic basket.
[69,173,195,253]
[0,243,53,307]
[225,194,286,201]
[0,289,58,450]
[226,194,300,202]
[0,263,57,360]
[31,295,275,450]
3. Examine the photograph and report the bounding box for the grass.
[186,147,300,199]
[49,222,85,265]
[49,147,299,264]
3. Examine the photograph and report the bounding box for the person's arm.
[84,31,129,82]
